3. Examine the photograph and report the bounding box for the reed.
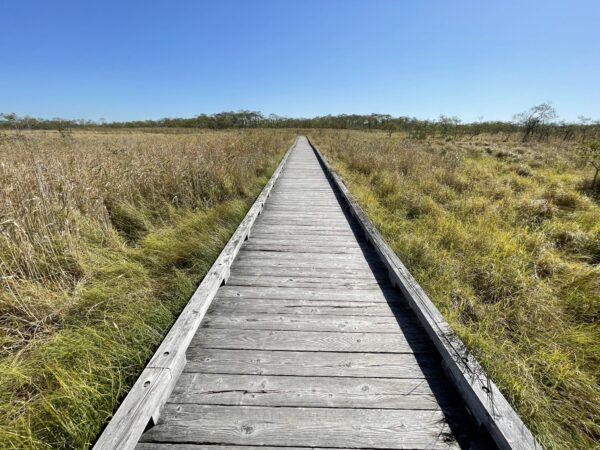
[313,129,600,449]
[0,128,292,448]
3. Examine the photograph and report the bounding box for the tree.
[0,113,18,128]
[579,141,600,189]
[382,121,396,137]
[437,115,462,138]
[578,116,592,142]
[514,102,557,142]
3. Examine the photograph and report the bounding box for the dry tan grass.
[0,128,293,448]
[313,129,600,449]
[0,129,290,351]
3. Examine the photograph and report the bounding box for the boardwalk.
[135,137,490,449]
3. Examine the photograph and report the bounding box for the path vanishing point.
[95,136,540,450]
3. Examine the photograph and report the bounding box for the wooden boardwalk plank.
[191,328,434,353]
[237,249,369,260]
[169,373,454,410]
[227,265,386,279]
[138,445,340,450]
[230,258,379,270]
[240,244,367,254]
[226,274,386,288]
[202,312,424,333]
[184,348,443,378]
[136,136,483,450]
[139,404,463,449]
[217,285,401,301]
[243,236,366,244]
[138,445,390,450]
[255,218,353,225]
[209,298,403,316]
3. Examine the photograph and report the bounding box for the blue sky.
[1,0,598,122]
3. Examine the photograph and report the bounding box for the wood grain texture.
[191,328,433,353]
[137,445,340,450]
[217,285,401,302]
[228,264,386,279]
[242,236,366,245]
[202,312,421,333]
[250,224,359,233]
[183,348,442,378]
[236,250,370,261]
[230,258,378,270]
[226,274,384,288]
[170,373,453,410]
[209,298,401,316]
[140,404,464,449]
[240,243,366,254]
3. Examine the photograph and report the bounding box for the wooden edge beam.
[92,137,299,450]
[307,136,541,450]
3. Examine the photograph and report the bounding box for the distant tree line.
[2,105,599,142]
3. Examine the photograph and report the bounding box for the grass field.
[0,129,292,449]
[312,129,600,449]
[1,127,598,449]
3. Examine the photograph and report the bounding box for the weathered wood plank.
[228,265,386,279]
[217,285,401,302]
[226,274,385,288]
[231,258,376,270]
[140,404,463,449]
[92,367,176,450]
[184,348,442,378]
[265,202,342,207]
[263,206,345,212]
[170,373,454,410]
[248,232,360,241]
[248,229,358,237]
[191,328,433,353]
[259,216,349,223]
[210,298,401,316]
[238,248,366,258]
[245,236,365,245]
[137,445,338,450]
[241,243,366,254]
[203,312,421,333]
[257,210,349,217]
[255,218,352,225]
[251,223,358,231]
[255,217,351,225]
[245,236,362,245]
[249,229,359,237]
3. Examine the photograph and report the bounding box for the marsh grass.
[313,129,600,449]
[0,129,292,448]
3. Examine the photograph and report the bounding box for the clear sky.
[1,0,598,122]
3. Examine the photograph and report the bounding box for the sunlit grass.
[0,129,292,448]
[313,129,600,449]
